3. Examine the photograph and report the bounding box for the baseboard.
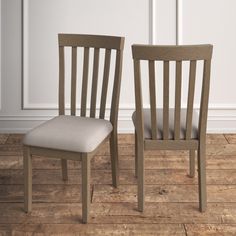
[1,108,236,133]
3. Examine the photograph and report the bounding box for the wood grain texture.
[224,134,236,144]
[0,223,185,236]
[1,169,235,185]
[0,203,236,224]
[0,134,9,145]
[92,185,236,203]
[0,134,235,235]
[185,224,236,236]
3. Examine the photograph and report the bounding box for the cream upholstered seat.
[132,109,198,140]
[23,116,113,153]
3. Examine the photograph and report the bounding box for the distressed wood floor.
[0,134,236,235]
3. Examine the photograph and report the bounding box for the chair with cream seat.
[132,44,213,212]
[23,34,124,223]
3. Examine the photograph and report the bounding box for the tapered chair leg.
[82,154,90,223]
[135,130,138,178]
[61,159,68,181]
[189,150,195,178]
[197,142,207,212]
[110,131,119,188]
[23,146,32,213]
[137,139,145,212]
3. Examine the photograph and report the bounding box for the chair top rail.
[59,34,125,50]
[132,44,213,61]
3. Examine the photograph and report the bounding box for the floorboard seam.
[91,184,94,203]
[183,224,188,236]
[223,134,230,144]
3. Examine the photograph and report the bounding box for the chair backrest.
[132,44,213,141]
[58,34,125,128]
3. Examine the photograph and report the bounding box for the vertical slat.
[90,48,100,118]
[71,47,77,116]
[59,46,65,115]
[148,60,157,139]
[110,50,123,127]
[186,60,197,139]
[100,49,111,119]
[133,59,144,136]
[163,61,169,140]
[81,47,90,117]
[174,61,182,140]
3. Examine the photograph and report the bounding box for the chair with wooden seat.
[132,44,213,212]
[23,34,124,223]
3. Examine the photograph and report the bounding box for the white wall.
[1,0,236,133]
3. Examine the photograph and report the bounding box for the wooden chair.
[132,44,213,212]
[23,34,124,223]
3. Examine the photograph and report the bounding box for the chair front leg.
[198,142,207,212]
[137,138,145,212]
[189,150,195,178]
[61,159,68,181]
[23,146,32,213]
[82,154,91,223]
[110,131,119,188]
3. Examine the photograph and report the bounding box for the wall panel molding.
[176,0,183,45]
[149,0,156,44]
[1,106,236,133]
[22,0,153,110]
[8,0,236,133]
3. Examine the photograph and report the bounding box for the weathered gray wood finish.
[132,44,213,212]
[23,34,125,223]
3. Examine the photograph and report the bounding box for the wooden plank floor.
[0,134,236,235]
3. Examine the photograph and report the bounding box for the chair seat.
[23,115,113,153]
[132,109,199,140]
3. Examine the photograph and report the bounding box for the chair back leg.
[23,146,32,213]
[198,142,207,212]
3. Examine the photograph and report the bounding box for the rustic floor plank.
[0,203,235,224]
[0,185,85,203]
[224,134,236,144]
[1,184,236,205]
[0,134,9,145]
[206,134,228,144]
[1,154,236,170]
[5,134,24,145]
[0,169,236,185]
[0,145,23,156]
[0,133,235,235]
[93,185,236,203]
[185,224,236,236]
[0,156,20,169]
[0,223,185,236]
